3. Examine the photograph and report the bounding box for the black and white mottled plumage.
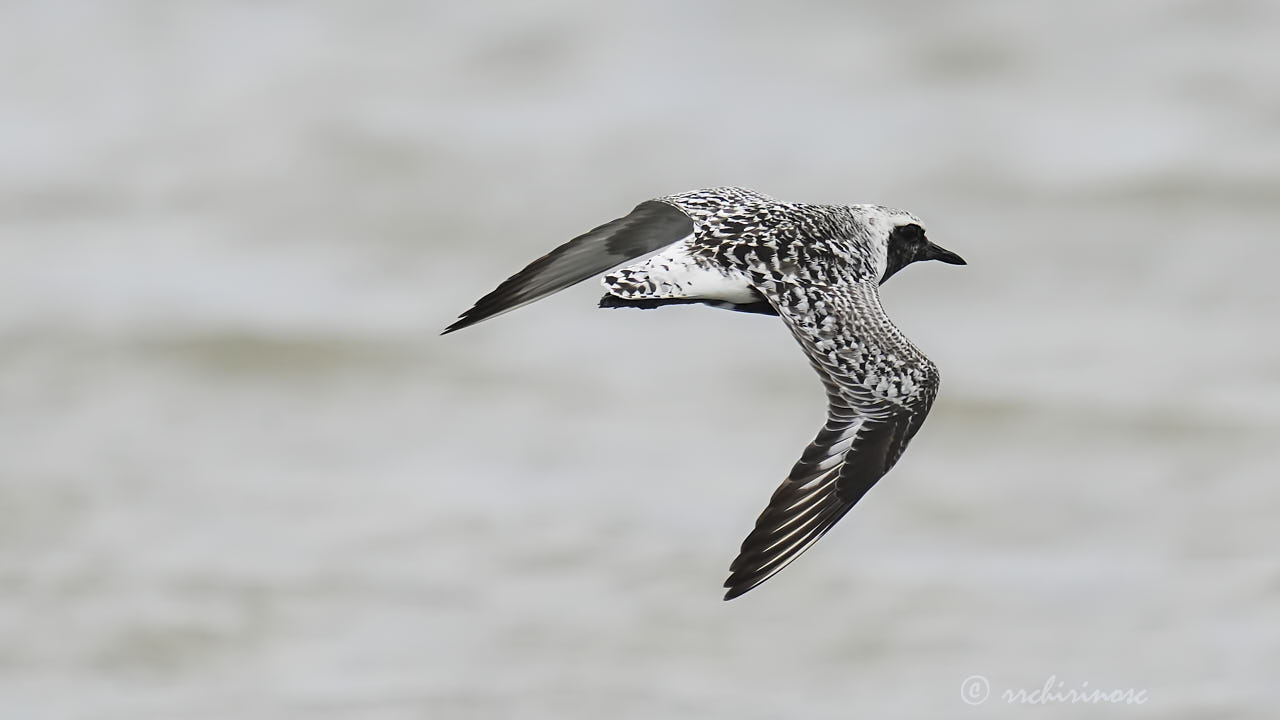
[443,187,965,600]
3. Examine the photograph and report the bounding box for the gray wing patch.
[443,200,693,334]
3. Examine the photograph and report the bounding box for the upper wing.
[443,187,780,334]
[442,200,693,334]
[723,279,939,600]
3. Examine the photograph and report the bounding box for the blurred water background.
[3,1,1279,718]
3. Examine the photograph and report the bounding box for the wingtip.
[441,309,486,335]
[722,572,758,601]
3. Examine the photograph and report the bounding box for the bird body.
[444,187,965,599]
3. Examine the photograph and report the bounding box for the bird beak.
[923,241,966,266]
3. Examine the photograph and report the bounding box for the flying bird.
[443,187,965,599]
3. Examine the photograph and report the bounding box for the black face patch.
[881,223,925,283]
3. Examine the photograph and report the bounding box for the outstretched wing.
[442,200,693,334]
[723,279,939,600]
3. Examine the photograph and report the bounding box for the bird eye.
[888,223,925,247]
[896,223,924,238]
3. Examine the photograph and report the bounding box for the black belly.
[598,293,778,316]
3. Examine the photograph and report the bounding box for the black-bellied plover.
[444,187,966,600]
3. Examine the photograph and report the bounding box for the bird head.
[855,206,966,284]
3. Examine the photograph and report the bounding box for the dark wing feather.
[443,200,693,334]
[723,281,939,600]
